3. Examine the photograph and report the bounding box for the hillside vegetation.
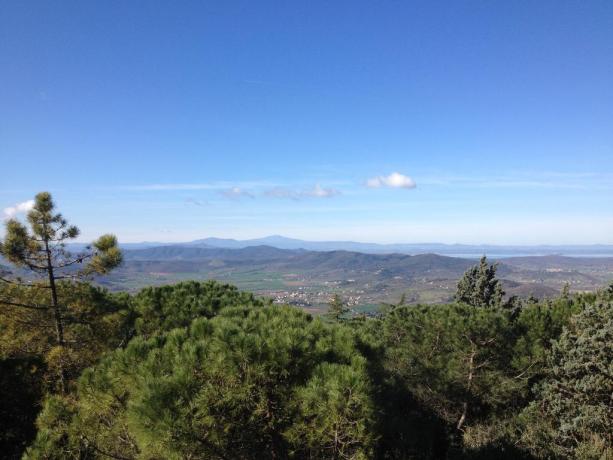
[1,194,612,459]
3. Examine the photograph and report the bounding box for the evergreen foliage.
[0,192,122,393]
[326,293,349,321]
[0,282,132,385]
[520,301,613,458]
[27,306,377,459]
[132,280,270,337]
[511,294,581,385]
[2,196,611,459]
[455,256,504,308]
[13,278,613,459]
[0,282,131,458]
[0,356,45,459]
[380,304,523,443]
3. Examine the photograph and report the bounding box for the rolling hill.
[98,245,613,311]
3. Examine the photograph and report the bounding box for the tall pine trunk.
[43,230,67,394]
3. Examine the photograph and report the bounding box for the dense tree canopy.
[27,306,377,459]
[0,282,131,457]
[0,282,132,385]
[520,301,613,459]
[511,294,581,385]
[380,304,524,443]
[132,280,270,337]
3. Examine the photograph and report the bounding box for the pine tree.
[520,301,613,458]
[606,281,613,300]
[326,293,349,321]
[455,256,504,308]
[382,304,521,441]
[0,192,122,393]
[379,292,407,315]
[561,282,571,299]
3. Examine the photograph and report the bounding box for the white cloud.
[3,200,34,219]
[366,172,416,189]
[220,187,254,200]
[264,184,341,200]
[303,184,340,198]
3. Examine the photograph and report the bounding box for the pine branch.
[0,276,51,288]
[0,298,50,310]
[55,253,93,269]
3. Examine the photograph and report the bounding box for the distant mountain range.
[106,235,613,257]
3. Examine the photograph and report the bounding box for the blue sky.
[1,1,612,244]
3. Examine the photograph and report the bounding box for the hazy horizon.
[69,233,613,249]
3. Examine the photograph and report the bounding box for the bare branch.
[82,435,135,460]
[513,361,538,379]
[55,253,93,269]
[54,274,83,281]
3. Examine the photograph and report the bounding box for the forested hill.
[121,245,480,281]
[105,245,613,307]
[120,244,613,278]
[124,244,301,262]
[123,244,473,269]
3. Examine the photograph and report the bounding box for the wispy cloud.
[366,172,416,189]
[264,187,298,200]
[264,184,341,200]
[417,172,613,190]
[118,183,219,191]
[185,198,208,207]
[100,181,342,201]
[112,181,277,192]
[303,184,341,198]
[220,187,255,200]
[3,199,34,219]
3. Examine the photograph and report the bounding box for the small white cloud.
[3,199,35,219]
[303,184,341,198]
[220,187,254,200]
[366,172,416,189]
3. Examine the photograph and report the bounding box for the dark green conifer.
[520,301,613,458]
[455,256,504,308]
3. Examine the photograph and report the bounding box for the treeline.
[1,194,612,459]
